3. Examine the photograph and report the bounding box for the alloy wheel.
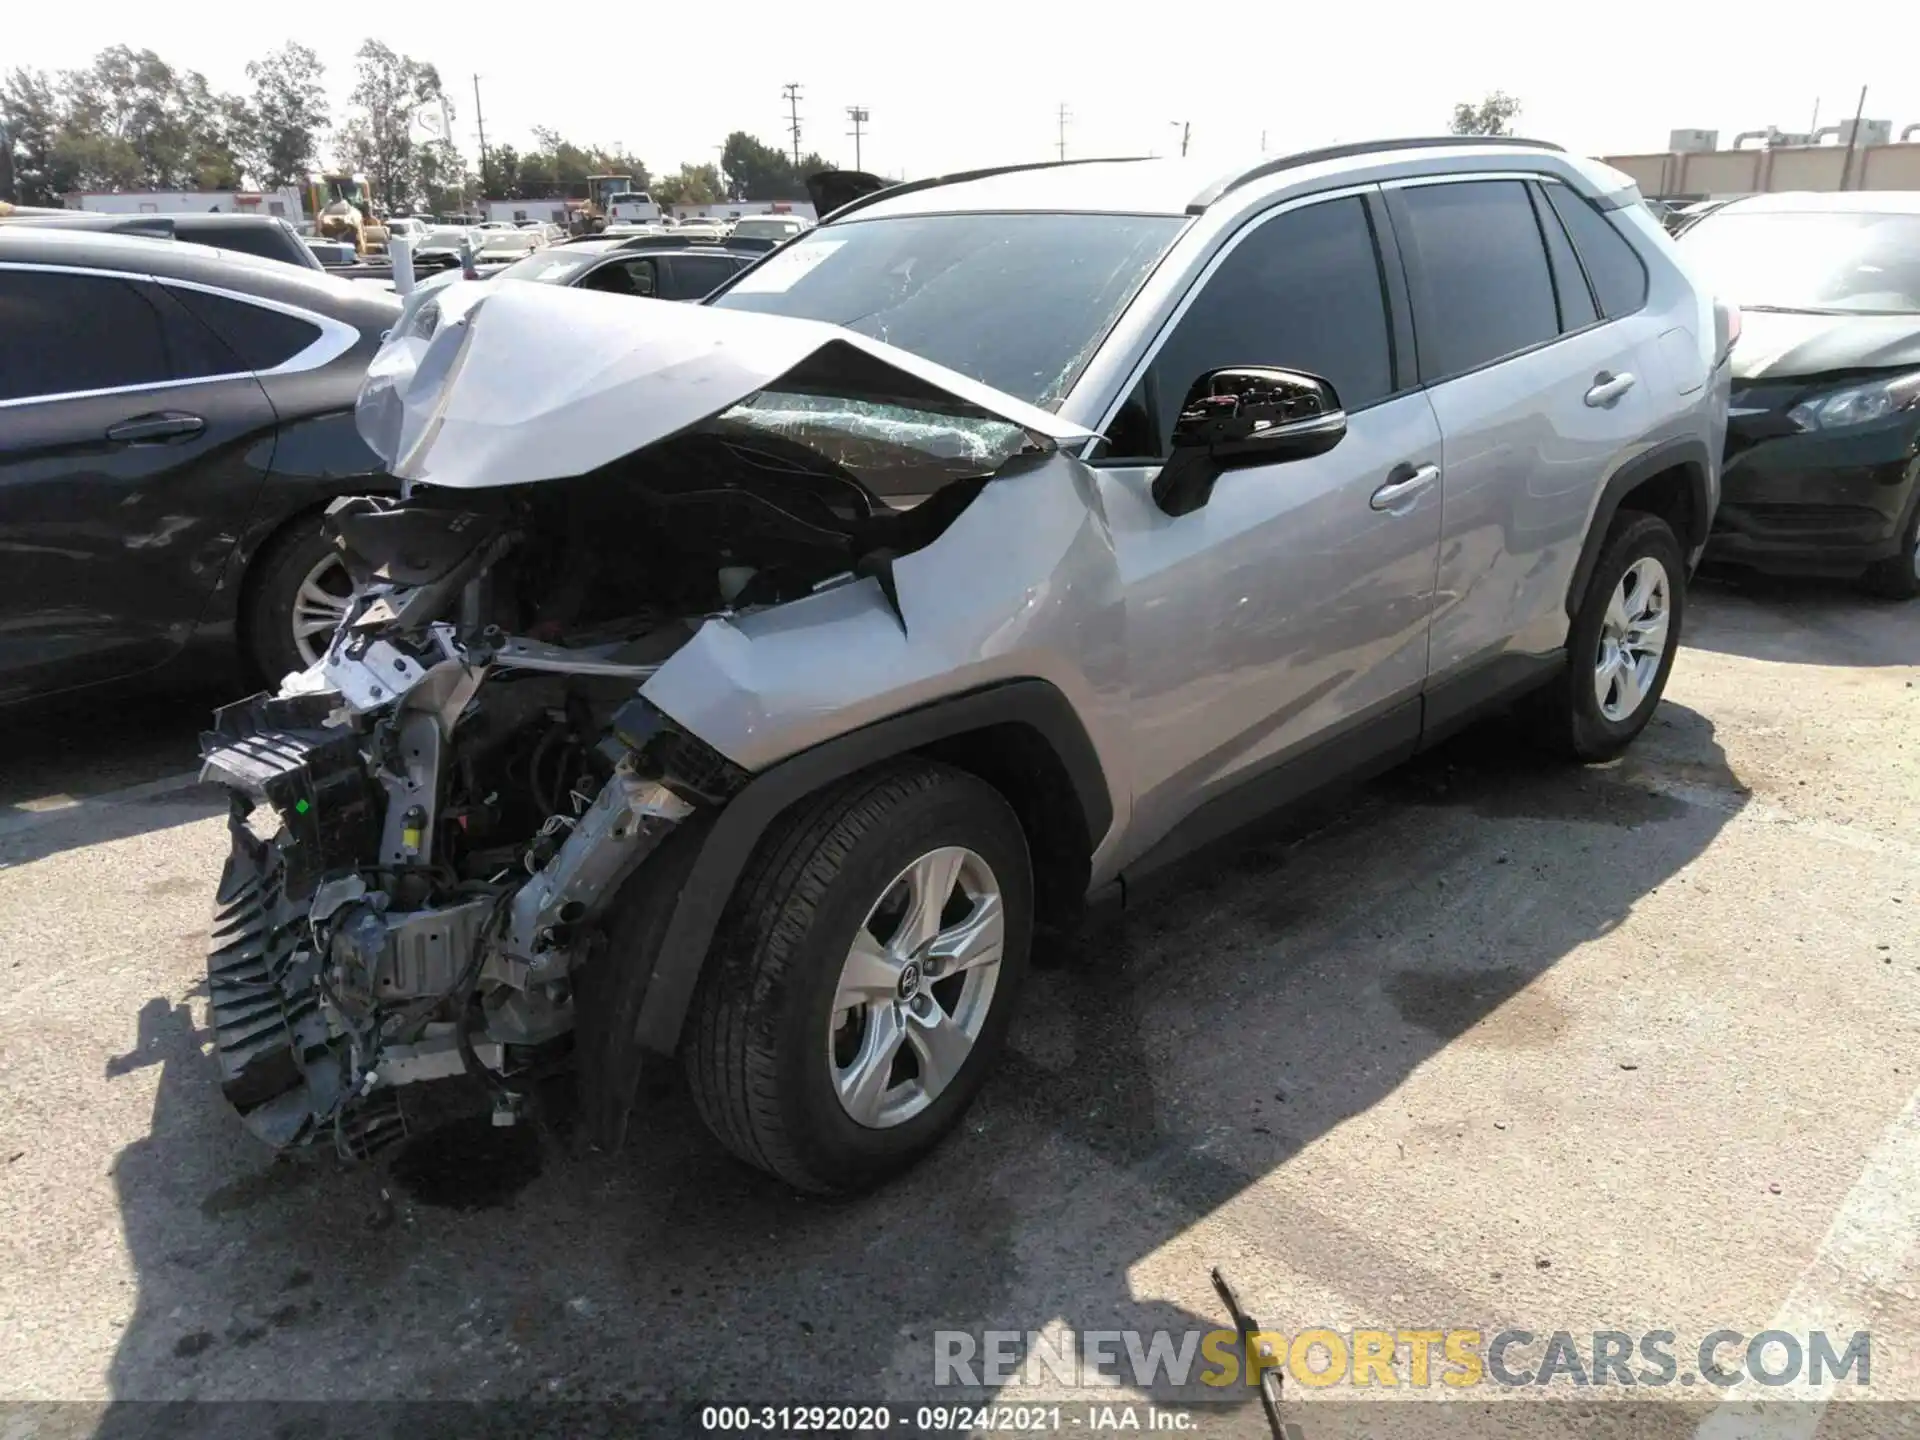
[292,553,355,668]
[1594,555,1671,722]
[828,846,1005,1129]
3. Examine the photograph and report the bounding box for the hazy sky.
[12,0,1918,183]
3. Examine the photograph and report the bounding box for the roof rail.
[1187,135,1565,213]
[819,155,1154,225]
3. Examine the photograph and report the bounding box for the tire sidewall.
[766,776,1032,1186]
[1567,514,1686,754]
[243,520,339,687]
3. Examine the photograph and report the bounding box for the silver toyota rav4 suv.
[200,138,1733,1193]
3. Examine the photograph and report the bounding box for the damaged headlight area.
[192,448,943,1156]
[198,279,1090,1158]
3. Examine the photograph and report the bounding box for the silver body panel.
[362,143,1730,892]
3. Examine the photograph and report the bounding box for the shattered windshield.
[710,211,1184,409]
[711,391,1032,495]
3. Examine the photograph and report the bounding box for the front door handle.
[106,412,205,444]
[1584,371,1637,408]
[1370,462,1440,512]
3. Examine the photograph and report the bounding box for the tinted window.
[667,254,744,298]
[1531,185,1599,331]
[0,271,172,402]
[579,258,657,296]
[175,222,302,266]
[1106,197,1393,459]
[712,212,1182,408]
[1543,184,1649,317]
[1397,180,1559,379]
[168,288,321,370]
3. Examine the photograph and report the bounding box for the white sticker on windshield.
[726,240,844,295]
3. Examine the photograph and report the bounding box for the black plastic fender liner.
[581,678,1112,1149]
[1566,435,1715,615]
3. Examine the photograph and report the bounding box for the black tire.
[1531,510,1687,762]
[1861,494,1920,601]
[683,760,1032,1194]
[240,517,349,687]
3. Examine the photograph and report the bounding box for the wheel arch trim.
[1565,434,1714,618]
[628,678,1112,1061]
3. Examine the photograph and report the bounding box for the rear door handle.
[106,412,205,444]
[1370,462,1440,512]
[1584,372,1636,407]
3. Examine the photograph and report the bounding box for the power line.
[782,83,804,169]
[846,106,869,172]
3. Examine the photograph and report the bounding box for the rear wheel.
[1530,510,1686,761]
[684,761,1032,1194]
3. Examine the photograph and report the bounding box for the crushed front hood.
[1731,308,1920,381]
[356,280,1093,490]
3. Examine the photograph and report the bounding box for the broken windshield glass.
[711,390,1033,497]
[711,212,1184,410]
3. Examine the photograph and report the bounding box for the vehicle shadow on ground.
[0,683,226,869]
[1687,570,1920,668]
[91,701,1745,1432]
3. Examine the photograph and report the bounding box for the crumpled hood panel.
[1731,308,1920,381]
[356,280,1094,489]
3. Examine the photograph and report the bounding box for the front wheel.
[1531,510,1686,762]
[241,520,355,687]
[1861,494,1920,601]
[683,761,1032,1194]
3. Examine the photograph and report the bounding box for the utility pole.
[1056,104,1070,162]
[1171,120,1190,157]
[846,106,869,172]
[1839,84,1868,191]
[472,74,490,195]
[782,83,804,169]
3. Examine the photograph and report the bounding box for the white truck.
[605,190,662,225]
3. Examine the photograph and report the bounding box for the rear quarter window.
[167,287,323,370]
[1543,184,1650,318]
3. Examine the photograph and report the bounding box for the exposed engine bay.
[200,355,1062,1154]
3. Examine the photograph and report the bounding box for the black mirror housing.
[1153,367,1347,516]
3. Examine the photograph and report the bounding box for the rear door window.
[665,254,745,299]
[1542,183,1650,317]
[1529,184,1600,331]
[1394,179,1560,381]
[0,270,173,402]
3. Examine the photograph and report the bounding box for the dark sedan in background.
[0,227,400,703]
[0,210,326,272]
[1679,191,1920,598]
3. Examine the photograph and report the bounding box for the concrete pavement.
[0,578,1915,1437]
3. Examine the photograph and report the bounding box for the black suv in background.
[0,211,325,271]
[1678,191,1920,597]
[0,227,400,703]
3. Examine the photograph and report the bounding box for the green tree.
[1,67,77,203]
[1449,91,1523,137]
[652,161,722,207]
[720,131,824,201]
[240,43,329,188]
[343,40,446,210]
[481,141,518,198]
